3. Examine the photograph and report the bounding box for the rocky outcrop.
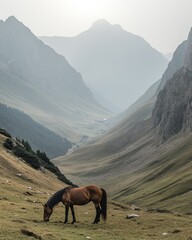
[153,67,192,141]
[156,41,187,93]
[152,28,192,141]
[184,28,192,70]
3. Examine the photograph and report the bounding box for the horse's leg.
[93,203,101,224]
[64,205,69,223]
[70,205,76,224]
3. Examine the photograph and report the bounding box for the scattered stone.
[162,232,168,236]
[16,173,22,177]
[131,205,140,211]
[20,229,42,240]
[126,214,140,219]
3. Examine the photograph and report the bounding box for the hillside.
[0,103,71,158]
[1,133,192,240]
[0,16,111,142]
[41,19,168,111]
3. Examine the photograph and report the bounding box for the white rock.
[126,214,140,219]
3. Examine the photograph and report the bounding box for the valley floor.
[1,171,192,240]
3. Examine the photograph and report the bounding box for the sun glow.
[69,0,108,17]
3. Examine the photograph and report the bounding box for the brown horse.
[43,185,107,224]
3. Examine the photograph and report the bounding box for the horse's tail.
[100,188,107,222]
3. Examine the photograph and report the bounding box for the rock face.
[184,28,192,70]
[156,41,187,93]
[153,67,192,141]
[119,35,188,125]
[152,28,192,141]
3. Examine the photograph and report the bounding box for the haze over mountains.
[0,16,111,144]
[41,19,168,111]
[1,13,192,217]
[55,27,192,211]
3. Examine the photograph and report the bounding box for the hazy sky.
[0,0,192,54]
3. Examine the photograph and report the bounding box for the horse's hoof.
[92,222,98,224]
[64,221,68,224]
[71,221,76,224]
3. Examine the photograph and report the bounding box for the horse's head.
[43,203,53,221]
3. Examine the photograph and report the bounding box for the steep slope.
[41,19,168,111]
[0,16,111,142]
[153,67,192,141]
[118,37,188,124]
[157,40,187,93]
[153,28,192,142]
[0,103,72,158]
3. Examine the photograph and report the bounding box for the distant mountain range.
[40,19,168,111]
[0,16,111,143]
[55,27,192,211]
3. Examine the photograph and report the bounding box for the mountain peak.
[5,16,21,24]
[92,19,111,28]
[91,19,123,32]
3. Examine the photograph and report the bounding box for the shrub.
[0,129,11,138]
[3,138,14,150]
[13,146,41,169]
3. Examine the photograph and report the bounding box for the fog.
[0,0,192,53]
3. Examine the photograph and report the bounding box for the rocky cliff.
[153,28,192,141]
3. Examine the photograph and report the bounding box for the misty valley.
[1,15,192,240]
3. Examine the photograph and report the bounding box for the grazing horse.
[43,185,107,224]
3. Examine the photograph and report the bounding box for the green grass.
[2,133,192,239]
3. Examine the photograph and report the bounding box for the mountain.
[157,40,187,93]
[0,16,111,142]
[153,28,192,142]
[117,38,188,125]
[54,27,192,212]
[40,19,168,111]
[0,103,72,158]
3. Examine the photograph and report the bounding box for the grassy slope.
[2,134,192,239]
[55,114,192,215]
[113,133,192,212]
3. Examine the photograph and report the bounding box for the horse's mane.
[47,186,74,208]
